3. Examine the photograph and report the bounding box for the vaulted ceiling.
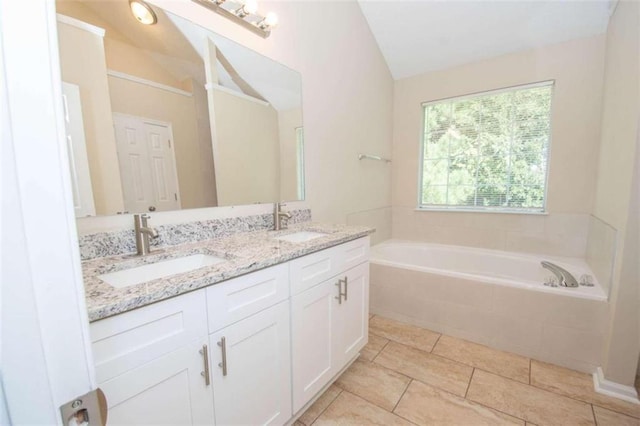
[357,0,614,80]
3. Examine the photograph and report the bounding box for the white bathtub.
[371,240,607,301]
[369,240,610,373]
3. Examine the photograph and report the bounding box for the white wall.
[593,0,640,386]
[77,0,393,240]
[391,35,606,256]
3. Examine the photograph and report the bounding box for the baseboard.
[593,367,640,404]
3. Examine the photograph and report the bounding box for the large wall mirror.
[55,0,304,217]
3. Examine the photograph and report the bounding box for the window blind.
[419,81,553,212]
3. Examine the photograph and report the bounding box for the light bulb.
[264,11,278,27]
[244,0,258,15]
[129,0,157,25]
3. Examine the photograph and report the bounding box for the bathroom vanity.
[83,224,372,425]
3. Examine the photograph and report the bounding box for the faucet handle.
[579,274,594,287]
[543,276,558,287]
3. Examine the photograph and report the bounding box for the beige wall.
[278,107,303,201]
[58,21,124,215]
[391,35,606,256]
[212,89,280,205]
[108,76,216,210]
[94,0,394,240]
[593,0,640,386]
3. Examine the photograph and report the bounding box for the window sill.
[414,207,548,216]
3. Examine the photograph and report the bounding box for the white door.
[291,279,338,412]
[62,82,96,217]
[210,301,292,425]
[2,0,97,423]
[98,339,215,426]
[112,114,181,213]
[333,263,370,367]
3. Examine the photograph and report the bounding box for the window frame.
[417,80,554,214]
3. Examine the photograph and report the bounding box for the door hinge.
[175,193,178,201]
[168,139,171,148]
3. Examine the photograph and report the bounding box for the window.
[419,81,553,212]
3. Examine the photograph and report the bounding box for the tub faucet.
[134,214,158,256]
[274,202,292,231]
[541,261,579,288]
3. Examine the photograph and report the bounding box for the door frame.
[1,0,96,424]
[112,112,183,211]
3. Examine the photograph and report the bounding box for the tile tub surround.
[298,316,640,426]
[78,208,312,261]
[370,262,610,374]
[82,222,373,321]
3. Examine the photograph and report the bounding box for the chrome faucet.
[134,214,158,256]
[274,202,292,231]
[541,261,579,288]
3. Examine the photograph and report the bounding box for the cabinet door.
[210,301,291,425]
[291,279,339,412]
[99,339,214,426]
[333,262,370,368]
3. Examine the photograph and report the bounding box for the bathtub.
[369,240,610,373]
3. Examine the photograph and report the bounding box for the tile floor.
[296,315,640,426]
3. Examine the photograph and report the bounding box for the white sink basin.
[98,254,226,289]
[274,231,328,243]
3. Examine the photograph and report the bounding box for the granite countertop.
[83,222,375,322]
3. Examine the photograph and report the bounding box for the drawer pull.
[217,337,228,376]
[343,276,348,301]
[199,344,210,386]
[335,282,342,304]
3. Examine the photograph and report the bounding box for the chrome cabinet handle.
[343,276,348,301]
[336,277,347,304]
[199,344,210,386]
[217,337,228,376]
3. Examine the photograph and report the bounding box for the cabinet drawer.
[90,289,207,383]
[206,263,289,333]
[290,237,370,295]
[338,237,370,272]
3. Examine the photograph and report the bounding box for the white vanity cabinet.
[290,237,370,412]
[205,263,292,425]
[89,236,370,426]
[89,290,214,426]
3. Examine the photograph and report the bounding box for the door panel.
[113,114,180,213]
[210,301,291,425]
[333,263,369,367]
[99,339,214,426]
[291,280,336,412]
[61,82,95,217]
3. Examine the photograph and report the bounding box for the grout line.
[464,368,475,399]
[430,333,442,353]
[371,339,391,364]
[392,379,413,413]
[591,404,598,425]
[529,358,532,385]
[309,387,342,425]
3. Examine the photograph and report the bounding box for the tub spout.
[541,261,579,288]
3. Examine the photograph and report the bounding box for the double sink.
[98,231,328,289]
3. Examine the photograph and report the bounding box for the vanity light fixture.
[129,0,157,25]
[192,0,278,38]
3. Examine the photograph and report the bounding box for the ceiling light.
[192,0,278,38]
[129,0,157,25]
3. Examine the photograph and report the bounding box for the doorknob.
[60,388,108,426]
[148,206,156,211]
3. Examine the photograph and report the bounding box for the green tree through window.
[419,82,553,211]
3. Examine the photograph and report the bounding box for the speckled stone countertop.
[83,222,374,322]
